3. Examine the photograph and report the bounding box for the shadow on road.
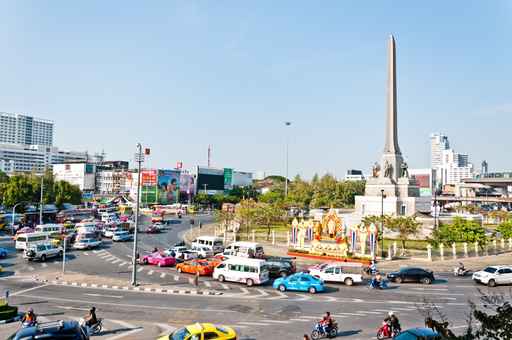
[337,329,362,337]
[433,279,448,284]
[0,270,15,278]
[98,326,143,336]
[18,300,49,306]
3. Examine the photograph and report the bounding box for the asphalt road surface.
[0,216,506,339]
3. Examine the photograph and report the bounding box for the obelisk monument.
[354,35,428,217]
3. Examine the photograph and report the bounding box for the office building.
[0,143,89,174]
[53,163,96,192]
[430,133,449,169]
[408,168,436,196]
[430,133,473,185]
[95,161,132,194]
[0,112,53,146]
[345,169,365,181]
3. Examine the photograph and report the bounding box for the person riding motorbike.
[370,261,377,275]
[84,307,98,327]
[320,311,333,334]
[384,311,401,335]
[21,308,37,327]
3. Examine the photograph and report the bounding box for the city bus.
[15,232,52,250]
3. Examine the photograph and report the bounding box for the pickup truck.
[24,243,63,261]
[308,263,363,286]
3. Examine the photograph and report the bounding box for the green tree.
[2,175,35,208]
[497,219,512,239]
[235,199,258,238]
[432,217,487,246]
[254,203,285,240]
[215,209,236,235]
[386,216,421,253]
[259,191,284,204]
[54,180,82,208]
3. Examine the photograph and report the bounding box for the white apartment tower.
[0,112,54,146]
[430,133,473,185]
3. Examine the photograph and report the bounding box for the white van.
[223,242,264,258]
[191,236,224,254]
[213,257,269,286]
[101,212,118,223]
[35,224,63,235]
[15,232,52,250]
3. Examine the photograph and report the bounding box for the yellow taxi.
[157,323,237,340]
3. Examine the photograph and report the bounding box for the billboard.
[224,168,233,190]
[157,170,180,204]
[180,173,195,195]
[141,169,158,204]
[196,167,224,192]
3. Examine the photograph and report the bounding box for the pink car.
[140,252,176,267]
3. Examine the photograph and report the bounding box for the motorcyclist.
[384,311,401,334]
[153,247,158,253]
[457,262,465,274]
[320,311,333,334]
[370,261,377,275]
[21,307,37,326]
[84,307,98,327]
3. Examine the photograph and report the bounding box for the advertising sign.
[157,170,180,204]
[224,168,233,190]
[141,170,158,204]
[179,173,195,195]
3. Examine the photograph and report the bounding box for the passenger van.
[101,212,118,223]
[191,236,224,254]
[15,232,52,250]
[35,224,64,235]
[213,257,269,286]
[222,242,265,258]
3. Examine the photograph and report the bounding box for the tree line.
[0,170,82,210]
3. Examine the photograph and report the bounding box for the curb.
[34,278,223,296]
[0,314,22,324]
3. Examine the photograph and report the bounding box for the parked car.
[473,265,512,287]
[191,246,214,259]
[0,247,8,258]
[176,259,215,276]
[265,259,296,278]
[102,227,120,238]
[23,243,63,261]
[73,238,102,250]
[7,320,89,340]
[387,267,435,284]
[175,250,199,262]
[140,251,176,267]
[273,272,325,294]
[157,322,236,340]
[393,327,440,340]
[309,263,363,286]
[112,230,133,242]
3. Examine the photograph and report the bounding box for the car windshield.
[171,327,191,340]
[484,267,497,274]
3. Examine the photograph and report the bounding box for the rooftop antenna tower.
[208,145,211,167]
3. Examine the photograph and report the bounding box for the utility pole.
[380,189,385,259]
[39,169,44,225]
[131,143,146,286]
[284,121,291,197]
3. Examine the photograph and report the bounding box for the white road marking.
[137,267,144,272]
[203,281,211,287]
[28,266,35,271]
[118,261,127,267]
[41,263,48,268]
[255,288,269,297]
[110,259,121,264]
[294,294,311,301]
[289,318,311,322]
[237,321,271,326]
[160,273,166,278]
[174,275,180,281]
[259,319,289,324]
[84,293,123,299]
[55,305,90,311]
[106,320,143,340]
[11,284,49,296]
[84,252,89,256]
[92,249,103,253]
[220,283,230,290]
[154,323,177,336]
[239,288,249,295]
[410,287,448,291]
[332,312,366,317]
[357,311,381,315]
[298,316,322,319]
[148,270,154,275]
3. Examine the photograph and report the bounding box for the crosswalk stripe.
[137,267,144,273]
[237,321,271,326]
[99,253,112,258]
[289,318,311,322]
[41,263,48,268]
[160,273,166,278]
[83,252,89,256]
[259,319,289,324]
[106,320,143,340]
[110,259,121,264]
[203,281,211,288]
[118,262,127,267]
[148,270,154,275]
[357,311,381,315]
[174,275,180,281]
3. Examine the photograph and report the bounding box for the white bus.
[15,232,52,250]
[35,224,64,235]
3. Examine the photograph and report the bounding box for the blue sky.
[0,1,510,178]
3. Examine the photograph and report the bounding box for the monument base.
[354,195,430,217]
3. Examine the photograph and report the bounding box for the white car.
[103,227,120,238]
[473,265,512,287]
[73,238,102,250]
[191,246,214,259]
[175,250,198,261]
[309,263,363,286]
[24,243,63,261]
[112,230,133,242]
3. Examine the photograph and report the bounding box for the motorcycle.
[453,267,471,277]
[311,321,338,339]
[369,278,388,290]
[376,321,400,339]
[21,320,37,328]
[79,318,103,335]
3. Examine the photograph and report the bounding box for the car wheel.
[278,284,286,292]
[41,254,46,262]
[344,278,354,286]
[246,279,254,287]
[218,275,225,282]
[488,279,496,287]
[309,286,317,294]
[395,277,403,284]
[422,277,432,285]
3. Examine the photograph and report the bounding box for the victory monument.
[354,36,430,217]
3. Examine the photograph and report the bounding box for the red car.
[140,252,176,267]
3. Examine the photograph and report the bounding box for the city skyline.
[0,2,510,178]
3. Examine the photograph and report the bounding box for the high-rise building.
[345,169,365,181]
[0,112,54,146]
[430,133,450,169]
[430,133,473,186]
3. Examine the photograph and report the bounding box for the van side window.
[214,241,223,246]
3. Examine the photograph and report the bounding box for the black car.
[265,259,296,278]
[8,320,89,340]
[387,267,435,284]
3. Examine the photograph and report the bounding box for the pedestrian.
[193,271,199,287]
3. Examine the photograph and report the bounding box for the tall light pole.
[380,189,385,259]
[284,121,291,197]
[433,177,438,229]
[39,169,44,225]
[12,202,27,235]
[131,143,145,286]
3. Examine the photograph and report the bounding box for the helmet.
[388,311,394,317]
[90,307,96,312]
[28,308,33,313]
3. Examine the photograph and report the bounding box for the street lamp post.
[11,202,25,235]
[39,170,44,225]
[284,121,291,197]
[380,189,385,259]
[433,178,438,229]
[131,143,144,286]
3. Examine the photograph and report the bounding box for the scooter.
[311,321,338,339]
[79,318,103,335]
[376,321,400,339]
[21,320,37,328]
[453,267,471,277]
[369,278,388,290]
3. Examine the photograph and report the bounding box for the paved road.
[0,217,507,339]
